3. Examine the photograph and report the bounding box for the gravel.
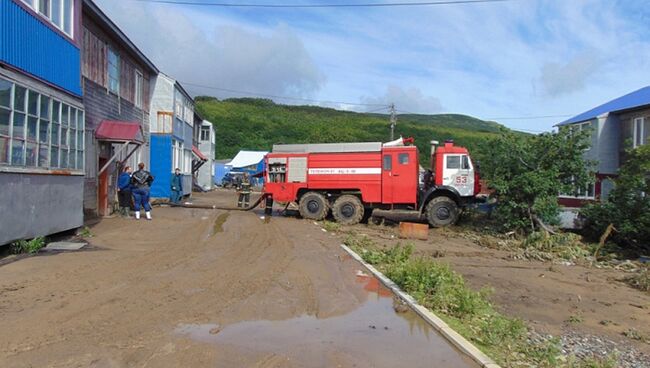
[529,330,650,368]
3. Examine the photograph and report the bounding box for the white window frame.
[633,117,645,148]
[107,48,120,95]
[134,70,143,109]
[559,179,595,200]
[0,76,84,171]
[21,0,74,38]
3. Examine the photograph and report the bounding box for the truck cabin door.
[382,149,417,205]
[442,154,475,197]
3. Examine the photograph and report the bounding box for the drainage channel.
[176,273,480,368]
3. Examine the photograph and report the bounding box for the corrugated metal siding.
[0,0,81,96]
[149,134,172,198]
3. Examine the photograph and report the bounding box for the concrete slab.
[44,241,87,251]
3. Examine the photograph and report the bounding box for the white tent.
[227,150,268,169]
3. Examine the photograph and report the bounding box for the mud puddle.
[176,275,479,368]
[212,213,230,235]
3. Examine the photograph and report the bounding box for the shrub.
[11,237,46,254]
[581,145,650,251]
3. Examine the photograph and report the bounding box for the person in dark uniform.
[117,166,133,218]
[237,173,251,208]
[170,168,183,204]
[130,162,154,220]
[423,169,434,190]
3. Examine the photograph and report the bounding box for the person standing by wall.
[170,168,183,204]
[237,173,251,208]
[131,163,155,220]
[117,166,133,218]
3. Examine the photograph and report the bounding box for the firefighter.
[423,169,434,190]
[237,173,251,208]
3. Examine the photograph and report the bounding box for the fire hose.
[168,193,271,212]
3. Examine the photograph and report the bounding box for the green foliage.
[194,97,507,164]
[521,232,591,261]
[321,221,341,233]
[385,258,493,319]
[479,128,593,232]
[626,265,650,292]
[581,145,650,251]
[568,355,618,368]
[346,233,413,265]
[11,237,46,254]
[79,226,93,238]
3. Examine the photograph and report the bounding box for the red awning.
[192,145,208,161]
[95,120,144,143]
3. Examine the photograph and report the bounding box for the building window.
[134,70,143,109]
[154,112,172,134]
[560,177,596,200]
[561,183,595,200]
[200,126,210,141]
[108,48,120,94]
[0,76,83,171]
[172,139,183,173]
[21,0,74,38]
[184,149,191,174]
[633,117,646,148]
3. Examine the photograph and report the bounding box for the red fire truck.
[263,138,481,227]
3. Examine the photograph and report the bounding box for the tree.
[581,144,650,250]
[479,128,593,233]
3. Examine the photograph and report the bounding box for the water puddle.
[175,274,478,367]
[212,213,230,235]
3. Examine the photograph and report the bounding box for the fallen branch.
[533,214,558,235]
[593,223,616,261]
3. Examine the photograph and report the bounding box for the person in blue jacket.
[170,168,183,204]
[117,166,133,218]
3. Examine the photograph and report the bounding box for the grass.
[344,232,624,368]
[78,226,93,238]
[568,355,618,368]
[321,221,341,233]
[566,314,584,325]
[626,265,650,292]
[344,233,559,367]
[11,237,46,254]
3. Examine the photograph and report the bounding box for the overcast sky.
[96,0,650,132]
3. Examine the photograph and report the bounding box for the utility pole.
[389,103,396,141]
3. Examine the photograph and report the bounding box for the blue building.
[0,0,86,245]
[227,150,267,187]
[148,74,195,200]
[213,160,232,187]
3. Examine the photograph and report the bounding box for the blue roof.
[557,86,650,126]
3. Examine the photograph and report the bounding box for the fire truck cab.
[264,139,480,227]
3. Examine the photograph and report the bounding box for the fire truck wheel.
[425,196,459,227]
[299,192,329,220]
[332,195,364,225]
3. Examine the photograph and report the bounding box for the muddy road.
[0,191,477,368]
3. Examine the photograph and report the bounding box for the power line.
[365,106,391,113]
[394,109,554,133]
[484,114,572,120]
[134,0,513,8]
[182,81,390,107]
[396,109,570,123]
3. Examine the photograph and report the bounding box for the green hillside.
[195,96,506,164]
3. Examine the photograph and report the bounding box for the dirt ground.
[0,190,477,368]
[338,222,650,357]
